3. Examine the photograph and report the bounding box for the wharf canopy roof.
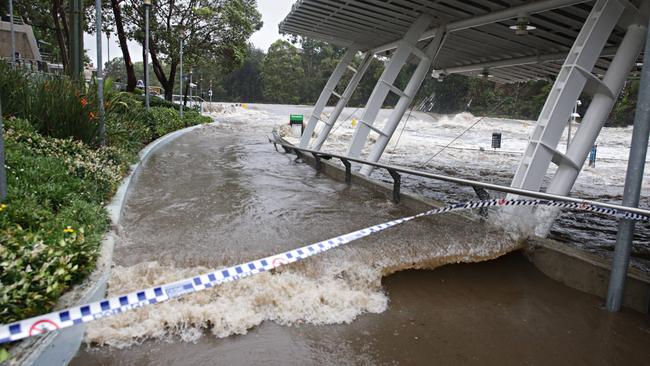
[279,0,643,83]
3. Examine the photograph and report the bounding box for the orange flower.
[89,112,97,120]
[80,97,88,108]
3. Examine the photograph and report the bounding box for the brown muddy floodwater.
[71,116,650,365]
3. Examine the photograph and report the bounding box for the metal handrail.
[270,133,650,218]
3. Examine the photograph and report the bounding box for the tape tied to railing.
[1,198,648,344]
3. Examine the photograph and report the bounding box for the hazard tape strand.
[1,198,648,344]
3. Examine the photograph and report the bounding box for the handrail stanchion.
[472,186,491,218]
[387,169,401,204]
[340,158,352,183]
[312,153,322,171]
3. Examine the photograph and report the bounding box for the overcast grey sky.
[85,0,295,67]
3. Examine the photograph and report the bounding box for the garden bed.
[0,63,211,360]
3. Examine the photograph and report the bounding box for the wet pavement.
[71,113,650,365]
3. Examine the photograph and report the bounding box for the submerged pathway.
[71,111,650,365]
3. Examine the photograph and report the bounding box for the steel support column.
[605,16,650,312]
[300,45,360,148]
[312,52,374,150]
[509,0,625,193]
[0,97,6,201]
[548,22,646,196]
[347,14,434,159]
[95,0,106,146]
[8,0,15,67]
[360,29,447,176]
[527,14,647,236]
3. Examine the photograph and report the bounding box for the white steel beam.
[359,30,449,176]
[434,47,619,76]
[312,52,374,150]
[300,45,360,148]
[372,0,593,54]
[510,0,626,192]
[347,14,434,158]
[541,6,648,212]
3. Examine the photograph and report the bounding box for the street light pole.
[106,32,110,62]
[95,0,105,145]
[189,70,193,108]
[0,97,6,201]
[179,37,185,118]
[8,0,16,67]
[144,0,152,110]
[179,37,184,118]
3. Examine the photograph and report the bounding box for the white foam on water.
[86,217,518,348]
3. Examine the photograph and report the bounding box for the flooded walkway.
[72,113,650,365]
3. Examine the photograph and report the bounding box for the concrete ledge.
[9,123,210,366]
[280,138,650,315]
[526,237,650,314]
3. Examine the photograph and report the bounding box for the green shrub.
[104,88,152,154]
[133,94,177,109]
[183,109,212,126]
[0,73,212,325]
[148,106,184,138]
[0,118,122,323]
[0,63,100,145]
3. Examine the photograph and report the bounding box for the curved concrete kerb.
[9,122,215,366]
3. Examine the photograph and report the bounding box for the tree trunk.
[52,0,68,71]
[149,37,173,100]
[183,81,190,107]
[59,1,70,47]
[163,60,178,101]
[111,0,136,91]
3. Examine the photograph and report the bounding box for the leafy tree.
[118,0,262,100]
[105,57,164,88]
[219,45,265,102]
[261,40,304,104]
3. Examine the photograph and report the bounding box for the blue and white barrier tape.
[1,198,648,344]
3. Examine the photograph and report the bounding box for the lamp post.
[567,100,581,153]
[144,0,152,110]
[0,97,6,201]
[189,69,193,108]
[179,37,184,118]
[8,0,15,67]
[106,32,110,62]
[95,0,105,145]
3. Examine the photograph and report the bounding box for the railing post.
[312,153,322,171]
[340,158,352,183]
[387,169,401,203]
[472,186,491,218]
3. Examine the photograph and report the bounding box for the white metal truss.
[359,28,448,176]
[300,45,360,148]
[527,3,649,234]
[311,52,374,150]
[346,14,434,159]
[509,0,627,193]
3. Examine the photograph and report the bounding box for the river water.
[272,104,650,271]
[72,105,650,364]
